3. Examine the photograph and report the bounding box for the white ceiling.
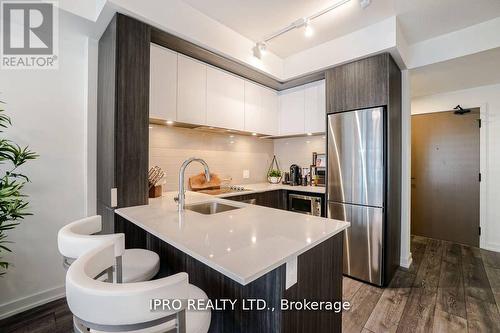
[410,47,500,98]
[181,0,500,58]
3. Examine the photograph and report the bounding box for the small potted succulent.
[267,169,282,184]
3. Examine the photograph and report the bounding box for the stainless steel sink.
[184,202,242,215]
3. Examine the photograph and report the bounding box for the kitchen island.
[115,191,349,333]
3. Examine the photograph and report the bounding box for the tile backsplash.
[273,135,326,171]
[149,125,274,192]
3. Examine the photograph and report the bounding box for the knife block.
[149,185,162,198]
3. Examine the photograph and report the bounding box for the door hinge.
[479,227,481,236]
[478,119,482,128]
[479,173,482,182]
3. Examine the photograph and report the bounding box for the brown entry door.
[411,108,480,247]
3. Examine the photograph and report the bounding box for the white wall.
[412,83,500,252]
[400,70,412,268]
[283,16,400,78]
[408,17,500,69]
[0,11,97,318]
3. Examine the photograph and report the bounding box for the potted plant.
[268,169,282,184]
[0,101,38,275]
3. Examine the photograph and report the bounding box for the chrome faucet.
[175,157,211,211]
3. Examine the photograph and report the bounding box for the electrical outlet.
[243,170,250,179]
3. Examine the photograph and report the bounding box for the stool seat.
[122,249,160,283]
[67,243,211,333]
[89,285,210,333]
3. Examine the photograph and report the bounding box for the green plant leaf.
[0,101,37,276]
[268,169,282,177]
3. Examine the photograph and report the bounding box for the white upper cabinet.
[279,87,305,135]
[150,46,323,136]
[244,81,262,134]
[278,80,326,136]
[244,83,279,135]
[207,67,245,131]
[304,80,326,133]
[149,44,177,121]
[261,87,279,136]
[177,55,207,125]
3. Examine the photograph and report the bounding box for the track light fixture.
[304,19,314,37]
[359,0,371,9]
[252,0,371,58]
[252,41,267,59]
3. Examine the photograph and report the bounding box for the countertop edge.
[115,206,349,286]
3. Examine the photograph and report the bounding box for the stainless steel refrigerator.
[327,107,385,286]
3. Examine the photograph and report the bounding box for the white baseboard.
[482,242,500,253]
[0,285,65,320]
[400,252,412,269]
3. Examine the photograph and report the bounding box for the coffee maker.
[289,164,302,186]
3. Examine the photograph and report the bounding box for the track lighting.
[359,0,371,9]
[252,41,267,59]
[304,19,314,37]
[252,0,352,58]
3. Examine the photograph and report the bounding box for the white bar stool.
[66,242,211,333]
[58,215,160,283]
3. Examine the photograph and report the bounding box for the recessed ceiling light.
[166,120,174,125]
[307,132,313,136]
[252,132,257,136]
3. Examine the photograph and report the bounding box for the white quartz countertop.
[215,182,325,198]
[115,191,348,285]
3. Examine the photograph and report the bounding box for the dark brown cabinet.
[326,53,394,113]
[97,14,151,232]
[225,190,287,210]
[226,190,327,217]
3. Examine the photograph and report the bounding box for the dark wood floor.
[2,235,500,333]
[343,235,500,333]
[0,298,72,333]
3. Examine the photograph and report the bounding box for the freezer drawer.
[328,202,383,286]
[327,108,384,207]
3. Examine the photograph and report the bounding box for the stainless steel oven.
[288,193,322,216]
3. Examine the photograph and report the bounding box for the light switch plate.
[243,170,250,179]
[286,256,298,289]
[111,188,118,207]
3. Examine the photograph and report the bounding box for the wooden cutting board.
[189,173,221,191]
